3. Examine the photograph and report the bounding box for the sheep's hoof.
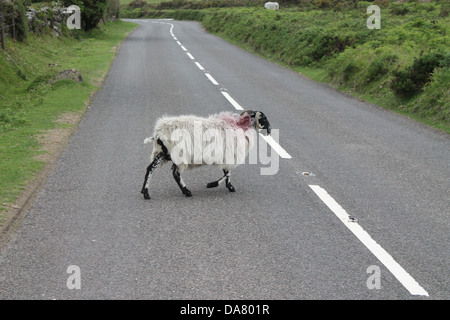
[182,188,192,197]
[227,185,236,192]
[141,188,150,200]
[207,181,219,188]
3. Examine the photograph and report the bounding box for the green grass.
[0,20,137,219]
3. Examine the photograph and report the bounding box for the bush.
[342,61,358,81]
[414,66,450,123]
[391,52,446,97]
[390,3,409,16]
[128,0,149,9]
[440,4,450,17]
[366,53,397,82]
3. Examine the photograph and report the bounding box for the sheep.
[264,2,279,10]
[141,110,271,199]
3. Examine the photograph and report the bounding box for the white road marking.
[259,134,292,159]
[186,53,195,60]
[205,73,219,85]
[221,91,244,111]
[195,62,205,71]
[181,46,188,51]
[309,185,429,297]
[177,41,182,45]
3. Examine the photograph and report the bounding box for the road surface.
[0,19,448,300]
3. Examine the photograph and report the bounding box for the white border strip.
[309,185,429,296]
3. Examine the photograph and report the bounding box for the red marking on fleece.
[219,113,252,131]
[235,114,252,131]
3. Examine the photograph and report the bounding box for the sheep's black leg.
[172,164,192,197]
[207,170,235,192]
[224,170,235,192]
[141,152,164,200]
[206,175,223,188]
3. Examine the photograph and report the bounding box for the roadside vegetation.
[0,1,137,220]
[121,0,450,133]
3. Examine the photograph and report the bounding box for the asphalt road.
[0,19,448,300]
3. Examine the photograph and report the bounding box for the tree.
[106,0,120,20]
[61,0,107,31]
[0,0,28,41]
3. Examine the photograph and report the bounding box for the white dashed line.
[309,185,429,297]
[205,73,219,85]
[186,53,195,60]
[221,91,244,111]
[259,134,292,159]
[195,62,205,71]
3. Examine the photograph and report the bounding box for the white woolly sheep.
[141,110,271,199]
[264,2,279,10]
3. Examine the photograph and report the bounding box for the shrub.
[390,3,409,16]
[416,66,450,123]
[128,0,149,9]
[440,5,450,17]
[366,53,397,82]
[343,61,358,81]
[391,52,445,97]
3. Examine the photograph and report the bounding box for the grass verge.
[0,20,138,229]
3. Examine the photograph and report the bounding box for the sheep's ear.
[240,110,255,117]
[255,112,263,129]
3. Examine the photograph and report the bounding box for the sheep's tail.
[144,137,154,144]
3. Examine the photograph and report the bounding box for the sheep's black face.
[240,110,272,135]
[255,111,271,135]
